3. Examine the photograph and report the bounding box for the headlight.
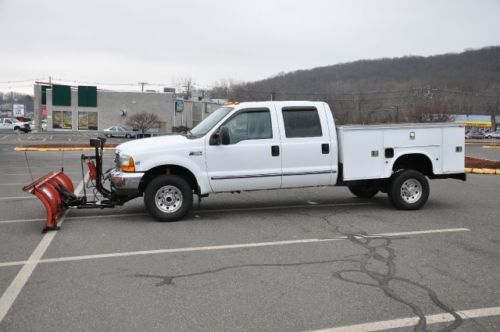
[119,154,135,172]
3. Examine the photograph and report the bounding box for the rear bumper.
[110,170,144,195]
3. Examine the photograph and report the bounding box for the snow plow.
[22,138,137,233]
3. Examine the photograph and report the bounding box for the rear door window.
[282,107,322,138]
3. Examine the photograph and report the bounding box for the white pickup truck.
[0,118,31,132]
[110,101,465,221]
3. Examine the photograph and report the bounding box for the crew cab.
[110,101,465,221]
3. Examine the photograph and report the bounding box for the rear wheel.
[144,175,193,222]
[348,184,379,198]
[388,170,429,210]
[125,133,131,138]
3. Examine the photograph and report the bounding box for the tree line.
[209,46,500,124]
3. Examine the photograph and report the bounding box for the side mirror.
[209,132,220,145]
[220,127,230,145]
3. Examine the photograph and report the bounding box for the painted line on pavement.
[0,196,33,201]
[0,174,86,323]
[0,202,373,225]
[3,172,81,176]
[0,228,469,268]
[0,194,97,203]
[196,202,374,213]
[313,305,500,332]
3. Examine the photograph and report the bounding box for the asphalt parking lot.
[0,134,499,331]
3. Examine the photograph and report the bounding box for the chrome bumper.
[110,170,144,195]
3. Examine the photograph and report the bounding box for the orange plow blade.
[22,171,75,233]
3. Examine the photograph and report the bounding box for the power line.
[0,78,46,85]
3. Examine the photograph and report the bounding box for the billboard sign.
[13,104,25,117]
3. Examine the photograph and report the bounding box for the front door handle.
[271,145,280,156]
[322,143,330,154]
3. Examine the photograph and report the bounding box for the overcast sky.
[1,0,499,94]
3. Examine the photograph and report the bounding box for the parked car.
[103,126,137,138]
[28,120,47,131]
[465,131,485,139]
[484,131,500,139]
[0,118,31,132]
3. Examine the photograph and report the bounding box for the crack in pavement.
[131,257,359,287]
[131,209,486,332]
[314,211,487,332]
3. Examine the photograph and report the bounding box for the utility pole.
[493,94,499,131]
[138,82,148,92]
[182,80,192,99]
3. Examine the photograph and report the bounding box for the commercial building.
[33,83,221,132]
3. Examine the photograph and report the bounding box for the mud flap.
[22,171,75,233]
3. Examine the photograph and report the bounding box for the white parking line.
[0,194,96,203]
[0,175,86,323]
[3,172,81,176]
[0,202,374,225]
[0,196,33,201]
[313,305,500,332]
[0,228,469,268]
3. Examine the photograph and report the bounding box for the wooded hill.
[211,46,500,124]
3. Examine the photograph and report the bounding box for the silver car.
[103,126,137,138]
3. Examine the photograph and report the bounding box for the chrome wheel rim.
[400,179,422,204]
[155,185,183,213]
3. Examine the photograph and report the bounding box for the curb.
[465,167,500,175]
[14,147,116,152]
[483,145,500,149]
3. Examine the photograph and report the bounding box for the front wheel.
[388,170,429,210]
[348,184,379,198]
[144,175,193,222]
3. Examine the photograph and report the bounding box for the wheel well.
[392,154,434,177]
[139,165,198,194]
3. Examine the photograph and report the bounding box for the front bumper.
[110,170,144,195]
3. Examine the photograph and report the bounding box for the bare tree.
[126,112,160,133]
[174,76,196,100]
[407,100,452,122]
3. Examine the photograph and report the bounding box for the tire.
[388,170,429,210]
[125,133,131,138]
[14,126,20,132]
[144,175,193,222]
[348,184,379,198]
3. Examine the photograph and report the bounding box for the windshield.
[10,118,20,123]
[190,107,233,136]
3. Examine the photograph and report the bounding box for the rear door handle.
[322,143,330,154]
[271,145,280,156]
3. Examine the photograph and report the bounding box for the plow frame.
[23,137,138,233]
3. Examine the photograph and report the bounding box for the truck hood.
[115,134,197,155]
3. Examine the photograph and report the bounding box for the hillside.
[211,47,500,123]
